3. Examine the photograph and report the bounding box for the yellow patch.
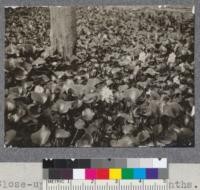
[109,168,122,179]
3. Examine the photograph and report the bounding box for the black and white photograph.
[4,6,194,147]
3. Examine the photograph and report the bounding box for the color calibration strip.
[43,158,168,180]
[43,168,168,180]
[43,158,167,169]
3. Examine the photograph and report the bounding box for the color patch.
[85,169,97,180]
[101,159,115,168]
[134,168,146,179]
[53,159,67,168]
[114,159,127,168]
[43,159,54,168]
[78,159,91,168]
[48,169,59,179]
[63,169,73,179]
[140,159,153,168]
[109,168,122,179]
[97,169,109,179]
[127,159,140,168]
[73,169,85,179]
[122,168,133,179]
[153,158,167,168]
[146,168,158,179]
[43,169,49,179]
[91,159,103,168]
[158,168,168,179]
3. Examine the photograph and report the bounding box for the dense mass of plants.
[5,7,194,147]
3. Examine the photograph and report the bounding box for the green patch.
[122,168,133,179]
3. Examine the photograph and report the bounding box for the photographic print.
[4,6,194,147]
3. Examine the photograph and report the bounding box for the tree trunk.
[50,7,76,60]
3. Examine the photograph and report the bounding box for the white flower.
[139,51,146,62]
[34,85,44,93]
[167,52,176,64]
[191,106,195,117]
[100,86,114,103]
[82,108,95,121]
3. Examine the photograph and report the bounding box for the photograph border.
[0,0,199,162]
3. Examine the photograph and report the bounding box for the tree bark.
[50,7,76,60]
